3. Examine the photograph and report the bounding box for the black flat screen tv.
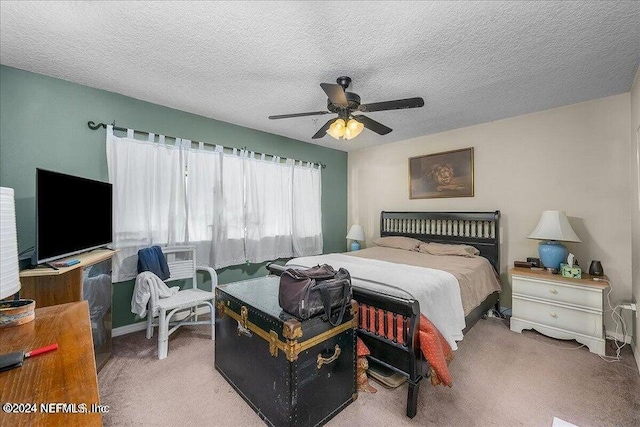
[36,168,113,264]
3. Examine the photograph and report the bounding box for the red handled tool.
[0,343,58,372]
[25,343,59,358]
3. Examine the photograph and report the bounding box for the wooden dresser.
[0,301,103,426]
[509,267,609,355]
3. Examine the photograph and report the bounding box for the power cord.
[486,308,505,319]
[18,246,35,256]
[592,277,628,362]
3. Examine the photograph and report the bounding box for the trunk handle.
[317,344,341,369]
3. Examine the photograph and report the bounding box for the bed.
[268,211,501,418]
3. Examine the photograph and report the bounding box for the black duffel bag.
[278,264,352,326]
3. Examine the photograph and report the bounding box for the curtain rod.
[87,120,326,169]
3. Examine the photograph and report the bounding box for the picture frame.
[408,147,474,199]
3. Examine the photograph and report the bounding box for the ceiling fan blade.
[312,119,335,139]
[320,83,348,107]
[268,111,331,120]
[353,115,392,135]
[358,97,424,113]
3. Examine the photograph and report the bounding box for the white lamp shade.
[0,187,21,299]
[346,225,365,241]
[527,210,581,243]
[344,119,364,140]
[326,119,346,140]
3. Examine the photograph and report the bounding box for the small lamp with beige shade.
[527,210,581,271]
[346,224,365,251]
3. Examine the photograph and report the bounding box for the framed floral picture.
[409,147,474,199]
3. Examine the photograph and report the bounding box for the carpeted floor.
[98,318,640,426]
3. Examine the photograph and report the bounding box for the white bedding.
[285,253,466,350]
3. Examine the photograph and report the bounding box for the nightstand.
[509,267,609,355]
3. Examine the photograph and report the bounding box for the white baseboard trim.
[112,306,212,338]
[605,329,633,345]
[112,321,146,338]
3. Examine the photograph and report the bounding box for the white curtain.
[244,154,293,263]
[106,126,187,282]
[184,143,218,268]
[107,128,323,280]
[292,162,323,256]
[185,145,246,269]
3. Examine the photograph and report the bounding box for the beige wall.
[630,66,640,370]
[348,94,632,334]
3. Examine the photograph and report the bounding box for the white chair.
[143,246,217,359]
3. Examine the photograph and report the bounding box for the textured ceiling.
[1,1,639,152]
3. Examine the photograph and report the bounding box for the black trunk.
[215,276,357,427]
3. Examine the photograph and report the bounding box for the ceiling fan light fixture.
[269,76,424,141]
[345,119,364,140]
[326,118,346,139]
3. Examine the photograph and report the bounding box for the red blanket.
[417,314,454,386]
[359,305,454,387]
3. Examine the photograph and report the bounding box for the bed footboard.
[353,287,427,418]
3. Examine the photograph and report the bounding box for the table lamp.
[0,187,35,328]
[527,210,581,270]
[346,225,365,251]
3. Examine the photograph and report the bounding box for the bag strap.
[284,266,334,280]
[318,281,350,327]
[304,264,336,280]
[283,268,308,280]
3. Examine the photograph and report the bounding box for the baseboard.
[605,329,632,345]
[112,306,211,338]
[112,321,147,337]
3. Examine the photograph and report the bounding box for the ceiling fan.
[268,76,425,140]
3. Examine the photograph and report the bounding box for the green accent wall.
[0,65,347,328]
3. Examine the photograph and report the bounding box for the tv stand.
[19,248,116,372]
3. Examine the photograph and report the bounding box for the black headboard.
[380,211,501,273]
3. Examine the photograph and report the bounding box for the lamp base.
[350,241,361,252]
[0,299,36,329]
[538,241,568,270]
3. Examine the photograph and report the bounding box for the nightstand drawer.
[512,296,602,337]
[512,276,602,310]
